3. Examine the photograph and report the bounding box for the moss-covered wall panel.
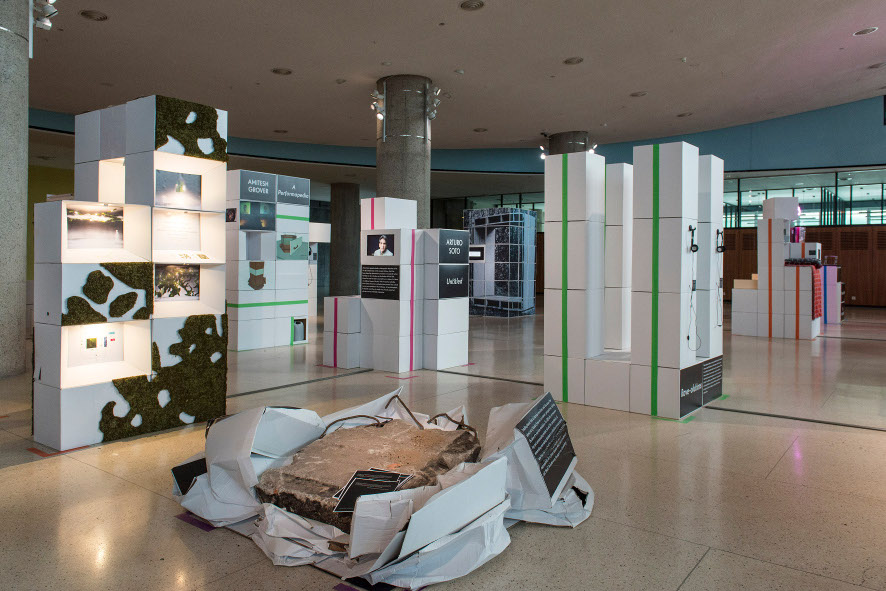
[155,96,228,162]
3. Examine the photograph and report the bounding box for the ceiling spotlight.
[539,145,544,150]
[273,129,288,134]
[677,112,693,117]
[853,27,878,36]
[592,143,598,149]
[473,128,488,132]
[427,110,437,121]
[454,69,465,75]
[79,9,108,21]
[381,61,392,66]
[335,78,347,84]
[868,62,886,69]
[370,90,383,99]
[376,112,385,120]
[459,0,485,10]
[630,91,648,97]
[271,67,293,75]
[540,153,546,160]
[34,17,52,30]
[38,3,58,17]
[563,57,584,65]
[432,86,442,96]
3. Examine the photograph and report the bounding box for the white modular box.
[226,289,276,321]
[544,152,605,223]
[756,243,788,291]
[124,95,228,158]
[423,297,469,335]
[271,289,310,319]
[35,201,152,264]
[696,288,724,358]
[360,229,423,266]
[783,266,812,292]
[605,162,634,227]
[585,354,631,412]
[805,242,822,260]
[323,331,361,369]
[544,221,604,291]
[697,155,724,224]
[604,224,632,289]
[543,288,604,359]
[226,169,277,203]
[275,260,309,290]
[276,203,310,234]
[34,263,152,326]
[74,158,126,204]
[152,209,225,264]
[629,364,681,419]
[227,260,276,292]
[630,291,696,369]
[731,311,757,336]
[228,317,279,351]
[151,314,226,367]
[361,298,424,338]
[756,218,791,245]
[423,332,469,370]
[762,197,800,221]
[361,263,425,302]
[633,142,699,220]
[543,355,586,405]
[226,228,277,262]
[696,222,722,292]
[604,287,631,350]
[124,150,227,212]
[34,381,136,451]
[34,320,152,390]
[74,104,127,164]
[731,288,758,313]
[153,264,225,318]
[758,312,786,339]
[632,217,699,294]
[422,229,470,265]
[360,333,423,374]
[323,296,362,334]
[784,315,821,340]
[360,197,418,230]
[783,287,812,316]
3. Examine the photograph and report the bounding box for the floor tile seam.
[591,514,710,551]
[62,451,181,504]
[713,547,871,589]
[763,473,886,506]
[226,368,373,399]
[0,427,27,442]
[191,553,270,590]
[675,546,711,591]
[764,435,799,480]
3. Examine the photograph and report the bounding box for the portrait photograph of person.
[367,233,395,257]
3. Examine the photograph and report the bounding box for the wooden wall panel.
[873,229,886,307]
[837,228,872,306]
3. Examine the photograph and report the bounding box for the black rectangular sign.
[239,170,276,202]
[361,265,400,300]
[469,246,485,262]
[437,264,470,299]
[679,355,723,417]
[515,392,576,499]
[436,229,470,264]
[276,174,310,206]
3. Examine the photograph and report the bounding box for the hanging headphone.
[716,229,725,253]
[688,225,699,252]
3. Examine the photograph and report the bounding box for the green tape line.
[277,215,310,221]
[227,300,309,308]
[651,144,660,417]
[561,154,569,403]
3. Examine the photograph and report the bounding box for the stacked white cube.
[603,162,633,350]
[35,96,229,450]
[423,229,470,370]
[322,295,361,368]
[226,170,311,350]
[696,155,725,358]
[822,265,842,324]
[543,151,606,403]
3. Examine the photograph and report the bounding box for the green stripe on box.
[561,154,569,403]
[651,144,660,417]
[227,300,309,308]
[277,215,310,221]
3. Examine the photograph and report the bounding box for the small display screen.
[366,233,396,257]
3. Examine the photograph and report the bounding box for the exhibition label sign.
[361,265,400,300]
[276,175,310,206]
[436,229,470,264]
[679,355,723,417]
[239,170,277,203]
[515,392,576,499]
[437,264,470,299]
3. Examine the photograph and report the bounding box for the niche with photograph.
[155,170,202,209]
[366,233,396,257]
[239,201,276,231]
[66,204,124,250]
[154,264,201,301]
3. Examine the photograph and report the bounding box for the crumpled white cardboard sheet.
[482,399,594,527]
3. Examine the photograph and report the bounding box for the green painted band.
[277,215,310,221]
[651,144,660,417]
[227,300,309,308]
[561,154,569,403]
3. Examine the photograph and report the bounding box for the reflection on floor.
[2,305,886,590]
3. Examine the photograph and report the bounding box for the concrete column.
[329,182,361,296]
[375,74,432,228]
[0,0,29,376]
[548,131,590,155]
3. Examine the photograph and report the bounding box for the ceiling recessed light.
[454,69,465,75]
[630,91,647,97]
[381,61,392,66]
[335,78,347,84]
[600,123,608,127]
[459,0,485,11]
[271,68,293,76]
[853,27,878,36]
[473,127,488,132]
[563,57,584,65]
[677,112,693,117]
[79,9,108,21]
[868,62,886,69]
[273,129,288,134]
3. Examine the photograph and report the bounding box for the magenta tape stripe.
[333,298,338,367]
[370,198,375,229]
[409,229,416,371]
[175,512,216,532]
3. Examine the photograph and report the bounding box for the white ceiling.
[28,0,886,149]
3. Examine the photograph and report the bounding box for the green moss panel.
[99,314,228,443]
[61,296,107,326]
[100,262,154,316]
[155,96,228,162]
[81,270,114,304]
[108,292,138,318]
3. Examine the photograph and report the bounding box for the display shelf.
[125,150,227,211]
[74,104,126,164]
[33,381,136,451]
[74,158,126,204]
[35,200,152,264]
[152,263,225,318]
[152,208,225,264]
[34,320,152,389]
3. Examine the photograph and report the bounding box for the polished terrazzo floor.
[2,305,886,590]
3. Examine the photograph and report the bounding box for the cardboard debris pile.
[171,389,593,589]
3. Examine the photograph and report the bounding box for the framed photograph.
[66,204,124,250]
[366,233,395,257]
[240,201,276,231]
[155,170,202,209]
[154,264,200,301]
